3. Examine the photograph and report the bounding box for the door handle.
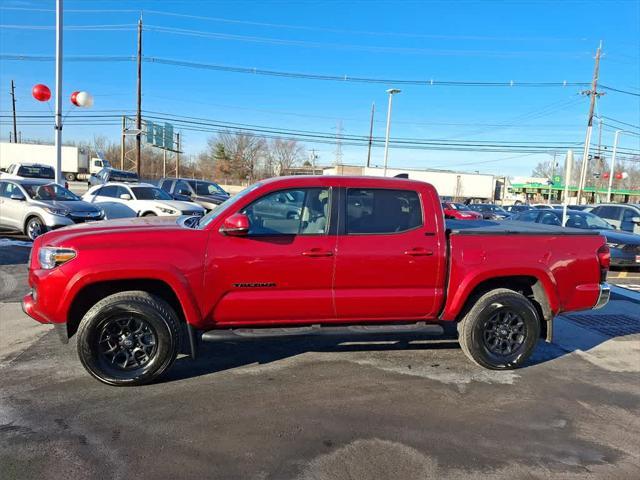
[404,248,433,256]
[302,248,334,257]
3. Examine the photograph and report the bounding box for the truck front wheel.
[76,291,181,386]
[457,289,540,370]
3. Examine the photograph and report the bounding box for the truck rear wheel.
[64,172,76,182]
[457,288,540,370]
[76,291,181,386]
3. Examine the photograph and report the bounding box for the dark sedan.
[507,208,640,268]
[467,203,512,220]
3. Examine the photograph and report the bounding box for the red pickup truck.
[22,176,611,386]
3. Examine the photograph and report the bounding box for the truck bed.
[446,219,599,236]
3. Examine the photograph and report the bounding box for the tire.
[142,211,157,217]
[457,288,540,370]
[76,291,181,386]
[64,172,76,182]
[25,216,47,240]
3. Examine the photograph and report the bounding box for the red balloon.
[602,172,610,179]
[615,172,623,180]
[32,84,51,102]
[70,91,80,106]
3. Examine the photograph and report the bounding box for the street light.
[383,88,401,177]
[607,130,631,202]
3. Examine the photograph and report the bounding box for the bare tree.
[268,139,305,176]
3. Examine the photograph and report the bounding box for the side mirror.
[10,193,25,201]
[632,216,640,224]
[178,189,192,196]
[220,213,250,236]
[119,193,132,200]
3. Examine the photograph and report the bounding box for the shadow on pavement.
[163,333,462,383]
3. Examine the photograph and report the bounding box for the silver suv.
[0,179,104,240]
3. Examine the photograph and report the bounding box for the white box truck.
[0,142,110,181]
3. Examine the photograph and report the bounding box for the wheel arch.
[448,274,557,342]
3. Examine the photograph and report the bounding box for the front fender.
[59,263,203,327]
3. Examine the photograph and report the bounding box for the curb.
[610,285,640,304]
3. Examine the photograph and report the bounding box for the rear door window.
[514,211,540,222]
[540,212,561,226]
[346,189,422,234]
[98,185,119,198]
[621,208,639,232]
[593,206,621,221]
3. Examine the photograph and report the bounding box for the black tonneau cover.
[446,219,599,236]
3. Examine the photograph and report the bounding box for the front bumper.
[22,292,68,343]
[593,282,610,310]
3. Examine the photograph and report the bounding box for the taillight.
[597,244,610,282]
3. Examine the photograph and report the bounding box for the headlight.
[606,242,621,249]
[159,207,177,214]
[44,206,70,216]
[38,247,76,270]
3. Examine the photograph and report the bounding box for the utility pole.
[176,132,180,178]
[383,88,401,177]
[548,152,557,204]
[309,149,318,171]
[10,80,18,143]
[120,115,125,169]
[135,16,143,177]
[366,102,375,168]
[334,120,343,166]
[54,0,63,185]
[576,42,604,205]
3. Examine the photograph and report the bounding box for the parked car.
[504,204,533,213]
[160,177,230,211]
[1,162,54,180]
[507,208,640,268]
[441,202,483,220]
[0,179,103,240]
[467,203,512,220]
[0,162,73,190]
[83,182,206,217]
[22,176,610,385]
[88,167,139,187]
[590,204,640,235]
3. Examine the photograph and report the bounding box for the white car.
[83,182,205,218]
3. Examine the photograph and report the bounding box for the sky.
[0,0,639,177]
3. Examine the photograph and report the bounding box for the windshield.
[131,186,173,201]
[197,182,262,229]
[23,183,80,201]
[189,180,227,196]
[17,165,55,179]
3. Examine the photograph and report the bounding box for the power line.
[599,115,640,130]
[144,24,589,58]
[8,54,638,97]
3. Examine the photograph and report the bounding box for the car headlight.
[44,206,70,216]
[606,242,622,249]
[38,247,76,270]
[159,207,177,214]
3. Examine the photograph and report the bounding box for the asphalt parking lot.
[1,235,639,479]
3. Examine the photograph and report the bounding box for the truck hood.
[39,216,186,246]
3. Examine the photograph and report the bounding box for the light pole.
[607,130,631,202]
[54,0,63,185]
[383,88,401,176]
